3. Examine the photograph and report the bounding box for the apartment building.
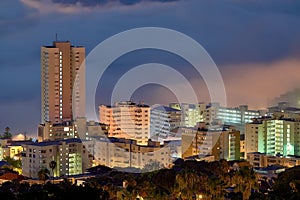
[245,117,300,157]
[99,101,150,145]
[202,103,260,134]
[21,138,91,179]
[181,123,240,161]
[169,103,204,127]
[93,137,171,169]
[38,118,108,142]
[41,41,85,124]
[150,105,181,138]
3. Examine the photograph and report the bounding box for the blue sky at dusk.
[1,0,300,136]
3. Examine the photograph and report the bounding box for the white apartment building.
[150,105,181,138]
[203,103,260,134]
[93,137,171,169]
[21,138,91,179]
[203,103,260,125]
[169,103,204,127]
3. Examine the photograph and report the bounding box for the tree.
[270,166,300,199]
[1,127,12,139]
[142,161,164,173]
[175,170,203,199]
[38,168,50,184]
[49,161,57,176]
[3,157,21,169]
[49,161,57,184]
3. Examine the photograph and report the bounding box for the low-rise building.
[0,139,33,160]
[93,137,171,169]
[247,152,300,168]
[21,138,92,179]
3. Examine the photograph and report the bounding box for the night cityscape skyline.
[1,0,300,136]
[1,1,300,199]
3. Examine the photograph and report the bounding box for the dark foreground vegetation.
[0,159,300,200]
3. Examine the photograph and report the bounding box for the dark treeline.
[0,159,300,200]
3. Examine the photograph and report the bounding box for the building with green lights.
[246,117,300,157]
[169,103,205,128]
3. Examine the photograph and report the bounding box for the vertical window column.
[59,51,63,119]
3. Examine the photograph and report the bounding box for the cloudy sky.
[1,0,300,136]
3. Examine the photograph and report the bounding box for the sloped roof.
[0,161,11,168]
[0,172,24,181]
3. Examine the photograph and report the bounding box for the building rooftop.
[95,137,165,148]
[269,106,300,112]
[101,101,150,108]
[28,138,82,147]
[152,105,180,112]
[247,152,266,155]
[255,164,285,172]
[0,161,11,168]
[0,172,24,181]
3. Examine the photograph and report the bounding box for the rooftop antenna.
[55,33,58,42]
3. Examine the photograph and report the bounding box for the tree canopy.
[0,160,299,199]
[1,126,12,139]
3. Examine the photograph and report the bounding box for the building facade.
[245,120,265,155]
[41,41,85,124]
[245,117,300,157]
[150,105,181,138]
[217,105,260,124]
[38,118,108,142]
[21,138,91,179]
[0,139,23,160]
[181,123,240,161]
[247,152,300,168]
[202,103,260,134]
[38,121,78,142]
[93,137,171,169]
[99,101,150,145]
[169,103,204,127]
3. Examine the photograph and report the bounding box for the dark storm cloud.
[175,0,300,65]
[0,0,38,36]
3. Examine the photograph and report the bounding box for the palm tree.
[38,168,50,184]
[49,161,57,183]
